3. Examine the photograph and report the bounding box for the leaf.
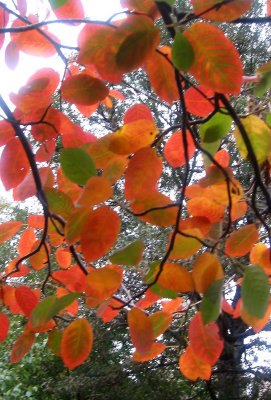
[241,265,270,319]
[64,207,90,245]
[250,243,271,273]
[179,345,211,381]
[102,156,128,184]
[10,330,36,363]
[169,229,203,259]
[31,107,60,142]
[200,111,232,143]
[110,241,144,266]
[133,342,166,362]
[61,74,109,105]
[172,32,194,71]
[187,198,225,223]
[146,46,179,104]
[36,140,56,162]
[116,15,160,73]
[96,297,123,323]
[61,318,93,369]
[184,85,216,117]
[128,308,153,356]
[81,206,120,262]
[0,314,9,343]
[125,147,162,200]
[15,286,39,317]
[131,190,178,227]
[225,224,259,257]
[85,265,123,301]
[200,279,223,324]
[234,115,271,164]
[77,176,113,207]
[190,0,252,22]
[109,120,158,155]
[45,188,75,220]
[124,104,153,124]
[149,311,172,339]
[120,0,159,19]
[48,329,63,357]
[60,147,97,186]
[192,252,224,294]
[0,221,23,244]
[184,22,243,94]
[49,0,84,20]
[30,293,81,328]
[0,120,15,147]
[189,312,223,365]
[56,247,72,269]
[0,138,30,190]
[156,262,194,292]
[164,130,196,168]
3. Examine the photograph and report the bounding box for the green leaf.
[200,279,223,325]
[45,188,75,220]
[110,241,144,266]
[242,265,269,319]
[172,32,194,71]
[156,0,175,5]
[200,111,232,143]
[254,72,271,98]
[60,148,96,185]
[48,0,69,9]
[31,293,81,328]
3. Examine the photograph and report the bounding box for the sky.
[0,0,122,200]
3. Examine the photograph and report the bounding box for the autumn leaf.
[11,330,36,363]
[133,342,166,362]
[49,0,85,20]
[128,308,154,356]
[225,224,259,257]
[179,345,211,381]
[190,0,252,22]
[164,130,195,168]
[192,252,224,294]
[0,314,9,343]
[85,265,123,301]
[61,318,93,369]
[0,221,23,244]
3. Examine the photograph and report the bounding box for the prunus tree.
[0,1,271,399]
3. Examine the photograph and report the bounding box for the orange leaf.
[81,206,120,262]
[128,308,153,356]
[250,243,271,273]
[0,221,23,244]
[178,217,211,236]
[52,265,87,292]
[162,298,184,314]
[85,265,123,301]
[109,120,158,156]
[61,318,93,369]
[28,214,45,229]
[192,253,224,294]
[56,287,78,315]
[240,299,271,333]
[102,156,128,184]
[11,330,36,363]
[77,176,113,207]
[164,130,196,168]
[1,286,21,314]
[36,140,56,162]
[191,0,252,22]
[96,297,123,323]
[15,286,39,317]
[184,85,216,117]
[131,190,178,227]
[125,147,162,201]
[30,240,50,270]
[4,258,30,278]
[86,134,116,169]
[179,345,211,381]
[57,167,82,202]
[187,198,225,223]
[146,46,179,104]
[0,314,9,343]
[0,138,30,190]
[120,0,159,19]
[184,22,243,94]
[230,201,247,222]
[56,247,72,269]
[64,207,90,245]
[133,342,166,362]
[136,290,161,310]
[225,224,259,257]
[156,262,194,292]
[124,104,153,124]
[189,312,223,365]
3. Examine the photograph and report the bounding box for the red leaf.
[36,140,56,162]
[50,0,84,20]
[0,120,15,147]
[31,108,60,142]
[15,286,39,317]
[164,130,196,168]
[52,265,87,292]
[120,0,159,19]
[184,85,216,117]
[61,73,109,105]
[0,138,30,190]
[128,308,154,356]
[18,228,36,257]
[124,104,153,124]
[61,318,93,369]
[96,297,123,323]
[11,330,36,363]
[0,221,23,244]
[189,312,223,365]
[81,206,120,262]
[0,314,9,343]
[191,0,252,22]
[225,224,259,257]
[184,22,243,94]
[56,247,72,269]
[133,342,166,362]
